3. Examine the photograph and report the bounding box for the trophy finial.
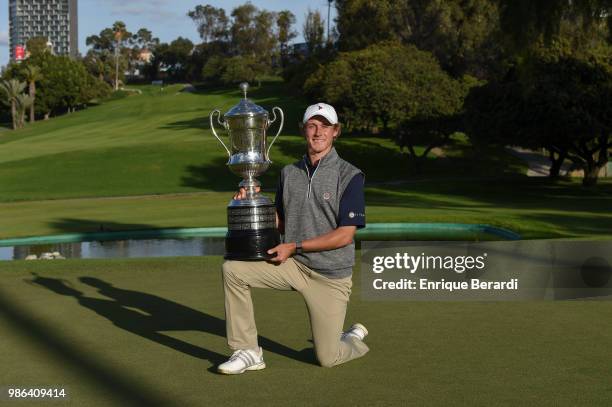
[240,82,249,99]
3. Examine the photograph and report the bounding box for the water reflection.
[0,238,226,261]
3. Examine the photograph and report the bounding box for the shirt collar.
[302,147,339,170]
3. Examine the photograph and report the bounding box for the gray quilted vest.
[281,147,363,279]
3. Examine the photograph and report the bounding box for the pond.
[0,237,226,261]
[0,223,521,261]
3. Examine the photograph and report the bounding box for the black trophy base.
[225,228,281,260]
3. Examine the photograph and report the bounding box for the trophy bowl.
[209,82,284,260]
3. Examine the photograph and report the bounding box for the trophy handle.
[210,109,231,158]
[267,106,284,158]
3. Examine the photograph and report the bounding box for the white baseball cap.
[303,103,338,125]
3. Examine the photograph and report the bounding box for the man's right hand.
[233,187,261,200]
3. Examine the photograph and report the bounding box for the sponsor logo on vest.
[323,192,331,200]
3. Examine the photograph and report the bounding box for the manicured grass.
[0,81,524,202]
[1,256,611,406]
[0,84,284,201]
[0,80,610,240]
[1,177,611,240]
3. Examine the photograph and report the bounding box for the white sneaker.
[341,323,369,341]
[217,347,266,375]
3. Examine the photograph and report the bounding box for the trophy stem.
[239,177,261,200]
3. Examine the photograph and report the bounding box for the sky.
[0,0,337,68]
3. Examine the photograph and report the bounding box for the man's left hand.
[267,243,296,263]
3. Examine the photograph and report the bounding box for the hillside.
[0,82,610,240]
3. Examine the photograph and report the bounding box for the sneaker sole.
[218,362,266,375]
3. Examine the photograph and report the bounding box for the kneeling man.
[219,103,369,374]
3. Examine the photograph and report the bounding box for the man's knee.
[316,347,339,368]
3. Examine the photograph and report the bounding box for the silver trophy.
[210,82,284,260]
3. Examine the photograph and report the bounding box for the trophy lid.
[224,82,268,118]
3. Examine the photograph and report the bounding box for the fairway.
[1,257,611,406]
[3,83,410,201]
[0,81,611,241]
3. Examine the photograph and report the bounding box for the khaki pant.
[222,258,369,367]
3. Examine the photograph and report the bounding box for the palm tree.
[0,79,27,130]
[15,94,34,129]
[23,65,42,123]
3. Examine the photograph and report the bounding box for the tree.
[152,37,195,81]
[497,0,611,53]
[395,0,501,78]
[131,28,159,51]
[220,56,260,84]
[230,3,259,56]
[86,22,132,89]
[15,94,34,128]
[29,53,90,116]
[304,42,466,143]
[0,79,27,129]
[228,3,277,73]
[253,10,277,68]
[201,55,226,82]
[188,4,229,43]
[26,37,51,58]
[466,51,612,186]
[112,21,131,90]
[335,0,502,78]
[83,49,125,86]
[22,65,42,122]
[524,54,611,186]
[80,74,112,104]
[277,10,297,65]
[304,9,325,54]
[124,28,160,79]
[335,0,396,51]
[86,28,117,52]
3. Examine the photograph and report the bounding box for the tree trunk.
[582,135,610,187]
[44,112,50,120]
[11,101,17,130]
[582,163,601,186]
[405,143,424,173]
[29,82,36,123]
[548,148,567,178]
[382,117,389,137]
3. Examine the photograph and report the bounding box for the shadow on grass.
[365,178,612,238]
[366,177,612,213]
[29,275,318,371]
[158,80,305,138]
[518,212,612,239]
[0,284,173,407]
[180,154,281,192]
[159,115,211,131]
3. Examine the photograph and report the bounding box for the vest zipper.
[304,158,320,199]
[309,165,320,198]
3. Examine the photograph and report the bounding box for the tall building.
[9,0,78,61]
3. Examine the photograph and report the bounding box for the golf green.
[1,257,611,406]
